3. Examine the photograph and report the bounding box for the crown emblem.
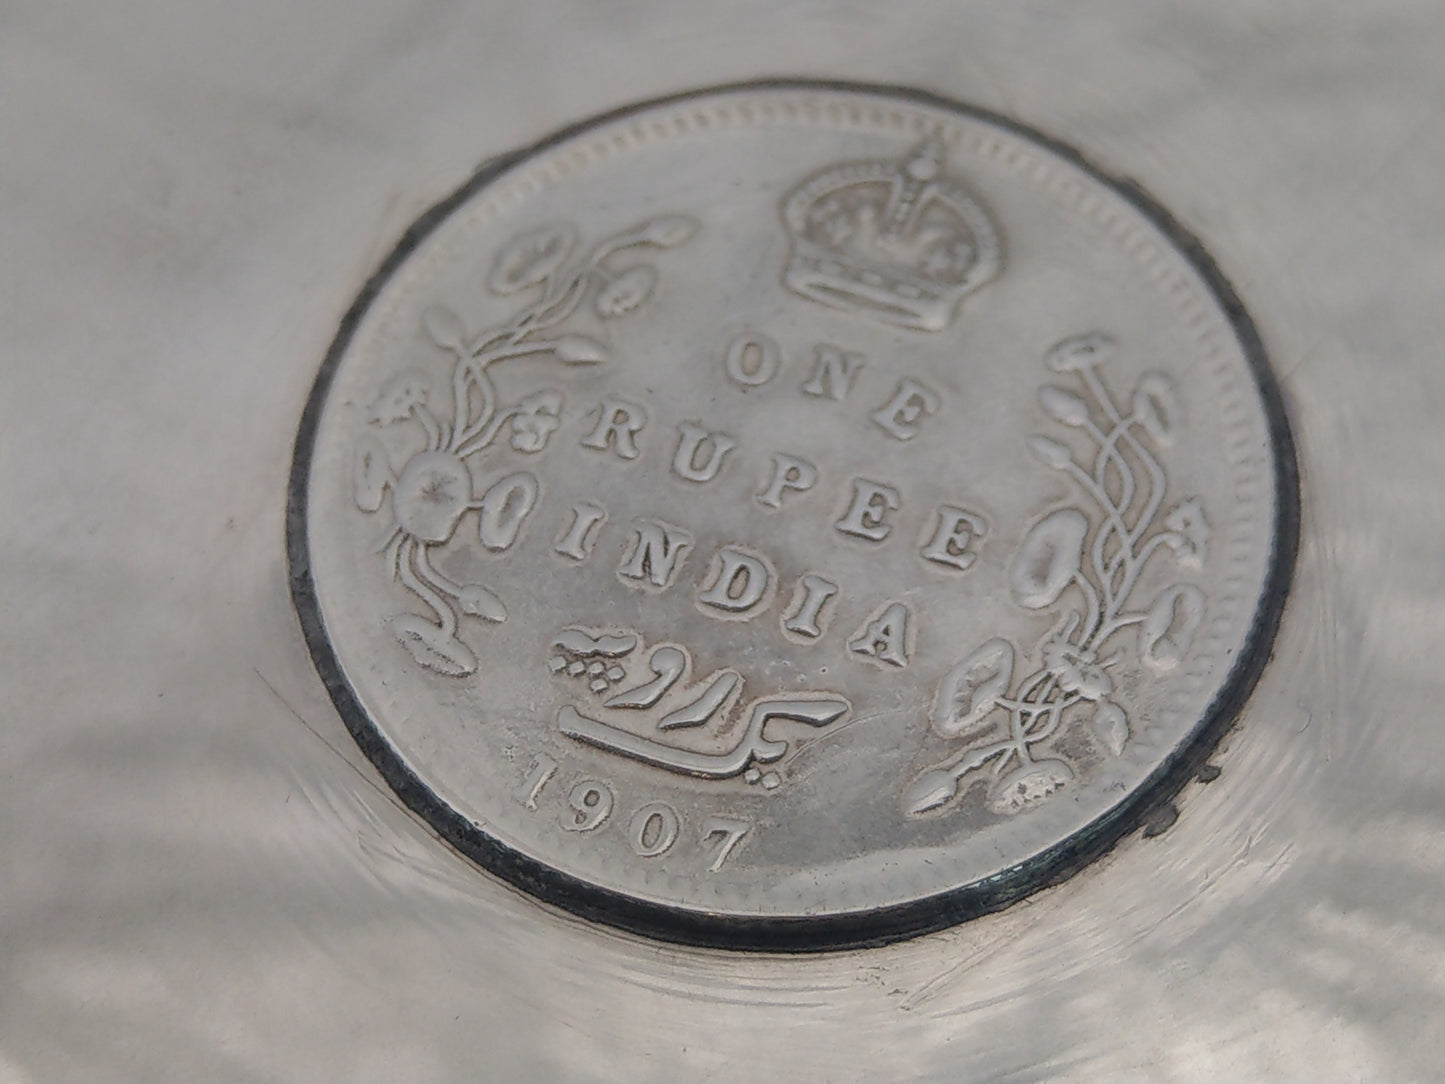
[782,136,1002,332]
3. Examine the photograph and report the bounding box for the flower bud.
[1045,331,1113,372]
[639,216,698,247]
[594,265,657,319]
[456,584,507,623]
[987,759,1073,815]
[553,335,609,364]
[1140,583,1205,670]
[487,223,575,296]
[1039,385,1091,427]
[421,306,467,353]
[353,435,393,513]
[1132,373,1180,445]
[1027,435,1074,469]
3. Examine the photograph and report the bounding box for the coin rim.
[286,79,1300,952]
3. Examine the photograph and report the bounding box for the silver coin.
[290,83,1295,949]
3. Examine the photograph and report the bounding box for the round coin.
[290,82,1296,950]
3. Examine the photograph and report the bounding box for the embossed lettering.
[560,779,613,832]
[606,646,686,709]
[515,754,558,812]
[618,519,693,590]
[553,502,608,561]
[477,471,538,551]
[701,816,751,872]
[835,478,901,542]
[921,505,985,571]
[781,573,839,640]
[659,671,740,730]
[697,546,775,616]
[848,601,912,668]
[628,802,681,857]
[559,696,848,780]
[755,453,818,511]
[671,421,737,483]
[724,331,781,387]
[801,343,864,400]
[581,396,647,459]
[871,378,940,441]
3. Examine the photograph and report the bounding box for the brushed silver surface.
[5,1,1444,1079]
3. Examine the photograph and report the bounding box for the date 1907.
[514,754,753,872]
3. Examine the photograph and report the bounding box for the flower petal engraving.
[902,769,961,815]
[637,216,698,248]
[987,760,1073,815]
[1045,331,1114,373]
[1163,498,1211,567]
[1027,435,1074,470]
[931,638,1014,738]
[1140,584,1206,670]
[357,214,695,677]
[1090,700,1129,757]
[421,306,467,354]
[1132,373,1180,445]
[456,584,507,623]
[392,451,472,544]
[1009,508,1088,609]
[595,265,657,318]
[353,435,392,512]
[391,614,477,676]
[553,335,609,365]
[1042,635,1114,701]
[1038,385,1090,427]
[488,224,576,295]
[510,389,563,453]
[367,371,430,424]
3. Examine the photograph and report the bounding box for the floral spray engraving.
[905,333,1211,817]
[351,216,698,675]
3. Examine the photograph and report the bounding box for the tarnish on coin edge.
[287,81,1299,951]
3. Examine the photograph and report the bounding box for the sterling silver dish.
[5,3,1444,1079]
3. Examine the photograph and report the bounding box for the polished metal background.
[4,2,1443,1079]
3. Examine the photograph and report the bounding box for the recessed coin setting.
[290,82,1296,950]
